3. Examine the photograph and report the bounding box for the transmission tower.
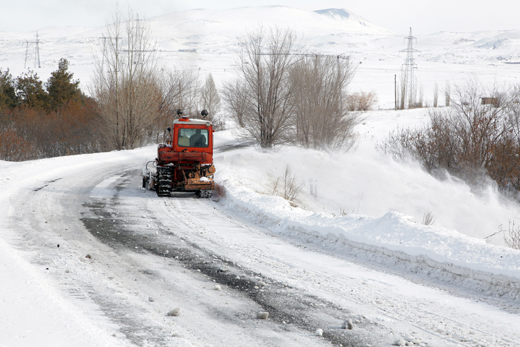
[24,31,41,69]
[400,27,420,109]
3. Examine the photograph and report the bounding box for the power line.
[258,53,350,60]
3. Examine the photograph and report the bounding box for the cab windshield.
[178,128,209,148]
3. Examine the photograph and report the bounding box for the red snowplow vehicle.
[143,110,215,198]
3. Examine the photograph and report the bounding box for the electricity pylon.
[24,31,41,69]
[400,27,420,109]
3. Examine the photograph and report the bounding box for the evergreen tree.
[47,58,82,110]
[16,70,49,110]
[0,68,18,109]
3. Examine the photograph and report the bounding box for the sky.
[1,0,519,35]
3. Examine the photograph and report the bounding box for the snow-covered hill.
[2,6,520,109]
[151,6,393,40]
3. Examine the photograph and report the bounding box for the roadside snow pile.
[214,124,520,248]
[213,121,520,301]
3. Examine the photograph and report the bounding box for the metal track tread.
[156,166,173,197]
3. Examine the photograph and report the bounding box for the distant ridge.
[315,8,352,19]
[312,8,391,33]
[151,6,394,37]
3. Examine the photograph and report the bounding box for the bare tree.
[91,9,160,150]
[144,68,201,142]
[227,27,302,148]
[444,81,451,107]
[433,82,439,108]
[289,54,358,150]
[159,68,200,119]
[505,85,520,145]
[199,73,221,118]
[399,69,406,110]
[222,79,249,128]
[417,85,424,108]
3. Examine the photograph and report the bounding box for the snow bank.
[216,118,520,247]
[216,162,520,300]
[213,115,520,300]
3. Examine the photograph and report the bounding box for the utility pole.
[400,27,420,109]
[394,74,397,110]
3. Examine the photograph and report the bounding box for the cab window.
[178,128,208,148]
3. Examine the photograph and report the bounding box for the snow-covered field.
[2,6,520,347]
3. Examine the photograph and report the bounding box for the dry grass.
[422,211,436,226]
[505,220,520,250]
[271,165,303,202]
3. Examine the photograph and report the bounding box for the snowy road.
[2,145,520,347]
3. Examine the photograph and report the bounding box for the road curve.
[3,147,520,347]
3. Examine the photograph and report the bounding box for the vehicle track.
[6,157,520,347]
[148,190,520,347]
[81,172,396,347]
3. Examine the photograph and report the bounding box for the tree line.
[0,59,104,160]
[0,58,222,161]
[89,13,364,152]
[1,11,367,162]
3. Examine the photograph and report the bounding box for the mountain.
[151,6,393,37]
[149,6,393,54]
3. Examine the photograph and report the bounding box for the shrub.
[380,81,520,194]
[0,99,106,161]
[347,91,377,111]
[0,127,35,161]
[271,165,303,202]
[505,221,520,250]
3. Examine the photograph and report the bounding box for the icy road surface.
[1,146,520,347]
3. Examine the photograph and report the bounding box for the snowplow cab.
[145,110,216,198]
[158,118,214,165]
